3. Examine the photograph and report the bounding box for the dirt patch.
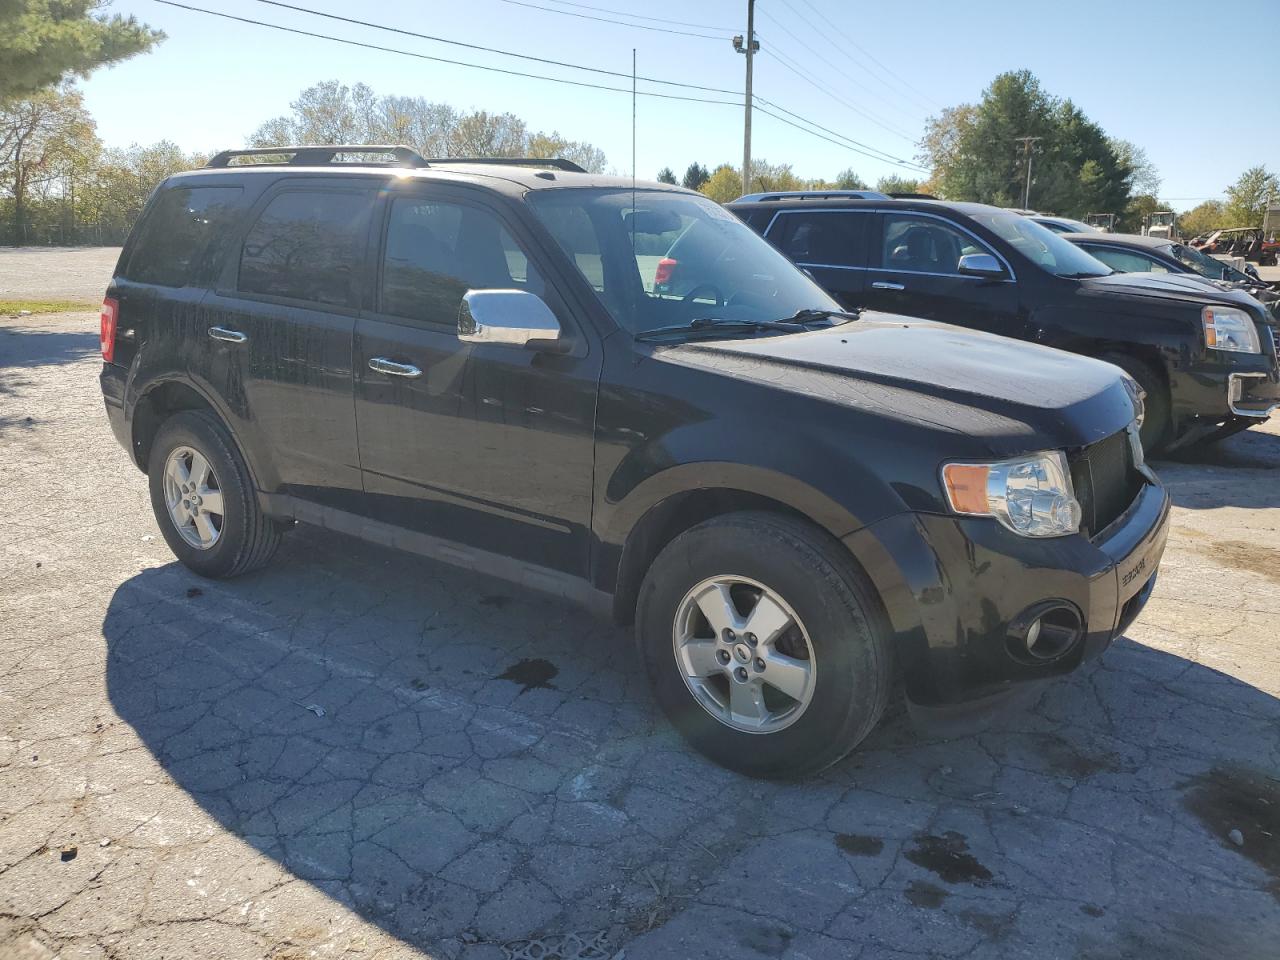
[904,832,994,886]
[1192,540,1280,585]
[1182,765,1280,900]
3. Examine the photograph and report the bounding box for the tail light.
[654,257,677,289]
[100,297,119,362]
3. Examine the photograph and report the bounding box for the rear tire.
[147,410,281,578]
[636,512,891,779]
[1102,352,1170,454]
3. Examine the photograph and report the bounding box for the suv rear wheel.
[147,410,282,578]
[636,512,891,779]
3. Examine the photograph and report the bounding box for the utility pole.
[1014,136,1042,210]
[734,1,758,196]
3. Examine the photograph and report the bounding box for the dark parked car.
[101,145,1168,778]
[1063,232,1280,322]
[728,196,1280,450]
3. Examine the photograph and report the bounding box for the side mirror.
[458,289,561,349]
[957,253,1005,279]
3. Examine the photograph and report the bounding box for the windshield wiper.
[634,317,809,342]
[782,307,861,325]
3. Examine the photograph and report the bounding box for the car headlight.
[942,451,1082,538]
[1202,306,1260,353]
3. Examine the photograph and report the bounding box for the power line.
[790,0,943,112]
[153,0,928,176]
[516,0,735,32]
[247,0,740,96]
[753,102,929,172]
[759,44,917,145]
[491,0,725,40]
[152,1,741,106]
[754,9,919,142]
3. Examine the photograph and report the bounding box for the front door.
[354,188,601,576]
[861,211,1020,337]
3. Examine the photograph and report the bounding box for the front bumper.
[1172,335,1280,429]
[844,480,1171,708]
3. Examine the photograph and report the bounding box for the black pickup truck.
[727,195,1280,451]
[100,147,1168,777]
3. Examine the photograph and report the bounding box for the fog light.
[1007,602,1084,663]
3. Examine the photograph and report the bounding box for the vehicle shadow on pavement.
[102,526,1280,960]
[0,322,99,410]
[1153,427,1280,510]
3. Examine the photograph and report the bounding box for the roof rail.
[425,156,587,174]
[205,145,430,168]
[735,189,890,203]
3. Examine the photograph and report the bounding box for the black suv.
[727,196,1280,451]
[100,146,1170,778]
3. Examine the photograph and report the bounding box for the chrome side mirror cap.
[458,289,561,349]
[957,253,1005,278]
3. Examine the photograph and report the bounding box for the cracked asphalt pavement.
[3,254,1280,959]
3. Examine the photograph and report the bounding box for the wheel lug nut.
[717,649,731,665]
[734,667,748,682]
[745,633,757,646]
[754,658,765,671]
[723,629,736,642]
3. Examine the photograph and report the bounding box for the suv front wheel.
[636,512,891,779]
[147,410,282,578]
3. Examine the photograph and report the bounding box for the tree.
[525,131,606,173]
[0,0,162,101]
[834,168,868,190]
[918,71,1132,217]
[744,158,804,194]
[656,167,677,184]
[699,164,742,204]
[1223,166,1279,227]
[78,140,205,241]
[0,84,97,242]
[682,162,710,191]
[1109,139,1160,198]
[1179,199,1226,237]
[250,81,607,172]
[876,175,922,195]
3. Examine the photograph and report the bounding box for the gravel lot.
[2,248,1279,959]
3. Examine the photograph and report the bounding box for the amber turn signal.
[941,463,990,515]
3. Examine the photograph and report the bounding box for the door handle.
[208,326,247,343]
[871,281,905,291]
[369,357,423,378]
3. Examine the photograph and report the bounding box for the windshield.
[1167,242,1246,282]
[527,188,839,335]
[968,211,1111,277]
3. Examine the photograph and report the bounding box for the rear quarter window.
[124,185,244,287]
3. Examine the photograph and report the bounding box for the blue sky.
[84,0,1277,210]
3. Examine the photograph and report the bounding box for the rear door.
[202,180,373,510]
[353,186,601,576]
[762,209,870,308]
[861,210,1020,336]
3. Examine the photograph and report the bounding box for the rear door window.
[766,211,867,268]
[238,189,373,308]
[125,186,244,287]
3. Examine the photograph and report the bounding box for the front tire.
[1102,352,1170,454]
[147,410,281,578]
[636,512,891,779]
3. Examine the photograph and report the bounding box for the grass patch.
[0,298,97,316]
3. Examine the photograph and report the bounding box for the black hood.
[1081,271,1263,311]
[660,314,1137,456]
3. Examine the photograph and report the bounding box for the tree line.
[0,79,610,245]
[663,71,1274,234]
